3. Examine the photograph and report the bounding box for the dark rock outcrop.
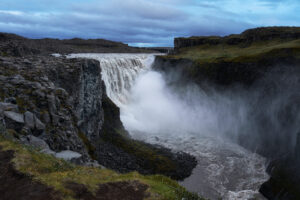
[0,56,91,162]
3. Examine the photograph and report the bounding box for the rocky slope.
[153,27,300,200]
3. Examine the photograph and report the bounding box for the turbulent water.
[68,53,269,200]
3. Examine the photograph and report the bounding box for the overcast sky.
[0,0,299,46]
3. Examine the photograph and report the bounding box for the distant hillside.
[174,26,300,51]
[0,32,159,56]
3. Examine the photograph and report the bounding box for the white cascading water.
[68,53,268,200]
[67,53,157,107]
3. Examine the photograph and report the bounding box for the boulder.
[20,135,56,155]
[4,111,24,131]
[22,135,50,150]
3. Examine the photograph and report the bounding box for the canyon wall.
[154,27,300,199]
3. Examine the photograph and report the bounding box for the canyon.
[0,27,300,200]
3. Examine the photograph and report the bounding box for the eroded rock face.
[46,59,104,142]
[0,56,92,161]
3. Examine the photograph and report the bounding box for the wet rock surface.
[259,132,300,200]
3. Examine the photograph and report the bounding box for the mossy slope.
[0,135,203,200]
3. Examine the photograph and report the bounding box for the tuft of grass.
[0,135,205,200]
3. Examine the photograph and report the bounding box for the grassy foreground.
[0,135,203,200]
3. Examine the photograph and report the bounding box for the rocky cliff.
[154,27,300,200]
[0,34,197,183]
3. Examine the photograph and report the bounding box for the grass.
[0,135,204,200]
[167,39,300,64]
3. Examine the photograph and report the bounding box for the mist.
[121,71,246,138]
[121,65,300,157]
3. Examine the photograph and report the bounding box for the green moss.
[101,129,177,173]
[0,136,205,200]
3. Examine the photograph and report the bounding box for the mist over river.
[68,53,269,200]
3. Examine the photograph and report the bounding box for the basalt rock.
[0,56,90,161]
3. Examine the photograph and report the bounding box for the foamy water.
[132,132,268,199]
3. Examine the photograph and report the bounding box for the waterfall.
[67,53,161,107]
[68,53,268,200]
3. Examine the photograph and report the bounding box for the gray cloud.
[0,0,299,46]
